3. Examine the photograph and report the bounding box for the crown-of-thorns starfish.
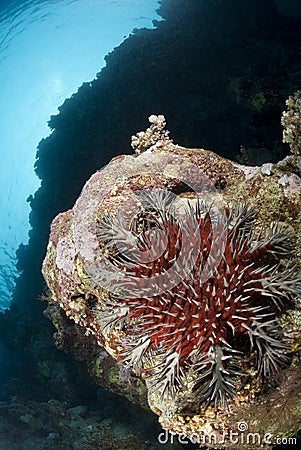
[90,190,301,410]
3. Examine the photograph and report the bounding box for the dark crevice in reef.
[0,0,301,447]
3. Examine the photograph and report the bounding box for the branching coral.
[281,90,301,156]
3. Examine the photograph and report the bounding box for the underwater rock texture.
[43,116,301,448]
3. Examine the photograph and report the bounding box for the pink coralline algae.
[278,173,301,201]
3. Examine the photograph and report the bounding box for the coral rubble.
[42,115,301,449]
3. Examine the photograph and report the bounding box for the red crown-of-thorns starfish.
[90,190,301,410]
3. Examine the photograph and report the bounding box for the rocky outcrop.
[42,115,301,448]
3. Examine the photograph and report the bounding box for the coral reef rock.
[43,115,301,449]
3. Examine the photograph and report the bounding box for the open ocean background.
[0,0,160,312]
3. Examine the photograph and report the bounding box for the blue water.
[0,0,161,312]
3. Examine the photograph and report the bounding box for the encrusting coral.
[42,112,301,449]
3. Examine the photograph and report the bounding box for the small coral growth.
[281,90,301,155]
